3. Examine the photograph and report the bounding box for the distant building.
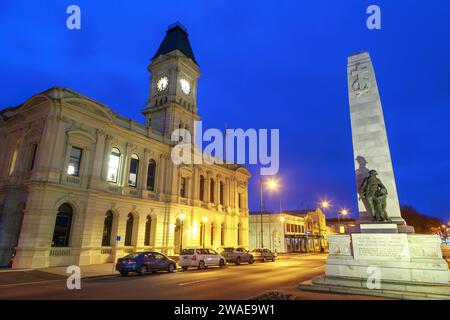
[326,218,357,234]
[249,209,328,253]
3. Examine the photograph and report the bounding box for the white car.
[178,248,226,270]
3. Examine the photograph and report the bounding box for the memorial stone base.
[300,225,450,300]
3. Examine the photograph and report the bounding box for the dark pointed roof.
[152,22,198,65]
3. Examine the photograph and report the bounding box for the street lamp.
[320,200,330,210]
[259,176,280,249]
[202,216,208,247]
[179,213,186,253]
[338,209,349,234]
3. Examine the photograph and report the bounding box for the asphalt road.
[0,254,380,300]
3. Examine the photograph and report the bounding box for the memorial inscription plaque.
[352,233,410,261]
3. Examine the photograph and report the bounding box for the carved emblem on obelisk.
[351,64,371,97]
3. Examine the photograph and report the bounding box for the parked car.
[178,248,226,270]
[115,252,177,276]
[251,248,276,262]
[220,247,254,265]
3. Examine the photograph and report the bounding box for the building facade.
[0,23,250,269]
[249,209,328,253]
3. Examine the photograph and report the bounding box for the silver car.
[251,248,276,262]
[178,248,226,270]
[221,247,254,265]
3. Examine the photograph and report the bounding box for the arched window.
[210,179,215,203]
[128,154,139,187]
[108,148,121,183]
[221,223,225,246]
[199,175,205,201]
[210,223,214,246]
[146,160,156,191]
[219,182,224,205]
[51,203,73,247]
[237,223,242,246]
[101,211,113,246]
[124,213,134,246]
[144,215,152,246]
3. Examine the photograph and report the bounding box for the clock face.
[156,76,168,92]
[180,78,191,95]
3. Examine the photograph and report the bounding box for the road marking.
[177,277,220,287]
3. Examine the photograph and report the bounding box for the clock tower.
[143,22,201,141]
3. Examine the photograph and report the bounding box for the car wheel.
[219,259,225,268]
[120,271,128,277]
[138,265,147,276]
[167,264,175,273]
[235,257,241,266]
[262,256,266,263]
[182,266,189,271]
[198,260,206,269]
[249,257,254,264]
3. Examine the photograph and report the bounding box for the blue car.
[115,252,177,276]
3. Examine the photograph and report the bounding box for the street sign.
[116,235,121,241]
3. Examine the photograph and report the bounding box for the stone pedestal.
[300,230,450,299]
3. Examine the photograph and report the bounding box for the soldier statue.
[360,170,391,222]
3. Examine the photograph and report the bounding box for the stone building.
[249,209,328,253]
[0,23,250,269]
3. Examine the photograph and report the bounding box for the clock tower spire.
[143,22,201,141]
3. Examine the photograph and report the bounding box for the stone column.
[101,135,114,181]
[89,129,106,187]
[140,148,150,191]
[157,154,166,195]
[347,52,403,225]
[206,171,212,203]
[121,143,132,187]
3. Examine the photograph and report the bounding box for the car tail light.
[191,255,197,261]
[127,259,136,264]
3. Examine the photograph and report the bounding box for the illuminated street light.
[320,200,330,209]
[337,208,349,234]
[280,216,286,223]
[202,216,208,223]
[259,176,281,249]
[266,178,279,191]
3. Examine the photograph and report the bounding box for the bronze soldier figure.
[360,170,389,222]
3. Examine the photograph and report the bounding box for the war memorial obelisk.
[300,52,450,299]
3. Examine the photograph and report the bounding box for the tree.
[400,205,444,234]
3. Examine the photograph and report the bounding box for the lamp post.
[259,177,280,249]
[338,209,349,234]
[179,213,185,253]
[202,216,208,247]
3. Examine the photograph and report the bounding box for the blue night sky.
[0,1,449,220]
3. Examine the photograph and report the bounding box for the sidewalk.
[0,263,118,287]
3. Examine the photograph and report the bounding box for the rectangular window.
[108,148,121,183]
[180,177,187,198]
[128,155,139,187]
[67,147,83,176]
[238,193,242,209]
[29,144,38,170]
